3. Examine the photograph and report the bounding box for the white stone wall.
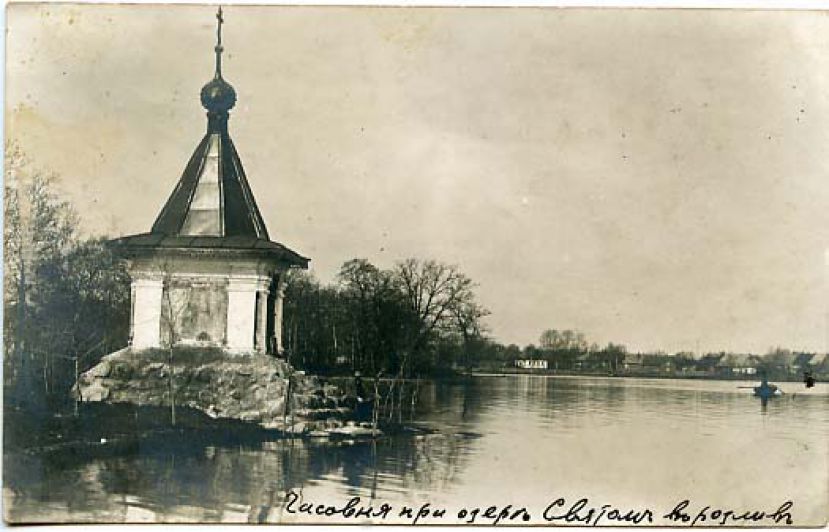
[273,276,287,354]
[131,278,163,349]
[127,254,291,354]
[226,277,259,352]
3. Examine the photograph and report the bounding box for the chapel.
[112,8,308,355]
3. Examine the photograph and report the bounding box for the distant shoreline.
[461,370,816,384]
[317,369,820,385]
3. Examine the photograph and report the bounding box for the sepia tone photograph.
[3,3,828,526]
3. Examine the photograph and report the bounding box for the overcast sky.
[6,5,829,353]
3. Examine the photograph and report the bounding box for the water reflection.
[4,376,829,524]
[5,423,477,523]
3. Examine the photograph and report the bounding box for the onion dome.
[201,77,236,113]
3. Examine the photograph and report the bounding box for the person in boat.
[754,371,778,398]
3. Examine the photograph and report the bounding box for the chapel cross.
[214,6,224,78]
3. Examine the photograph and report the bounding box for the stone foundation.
[73,347,357,434]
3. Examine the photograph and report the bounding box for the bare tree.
[396,259,474,350]
[4,141,77,408]
[394,258,478,379]
[452,299,490,371]
[159,267,192,427]
[539,329,588,351]
[337,258,402,375]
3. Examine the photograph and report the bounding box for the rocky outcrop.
[74,347,357,434]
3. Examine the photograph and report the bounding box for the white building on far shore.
[515,359,548,370]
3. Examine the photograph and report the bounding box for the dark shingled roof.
[114,126,308,267]
[112,11,308,269]
[150,129,269,239]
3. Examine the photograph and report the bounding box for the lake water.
[4,375,828,525]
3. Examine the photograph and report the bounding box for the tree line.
[478,328,827,379]
[282,257,489,377]
[4,144,130,413]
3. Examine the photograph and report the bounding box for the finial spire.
[214,6,224,78]
[201,5,236,128]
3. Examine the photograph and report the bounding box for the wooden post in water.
[398,381,405,424]
[73,356,80,418]
[372,376,380,434]
[409,377,419,421]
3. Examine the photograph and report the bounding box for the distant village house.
[515,359,548,370]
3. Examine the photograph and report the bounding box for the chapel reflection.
[7,423,478,524]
